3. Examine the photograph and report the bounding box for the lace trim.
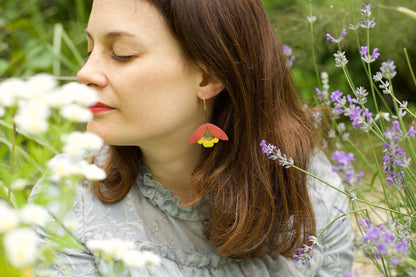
[136,166,209,221]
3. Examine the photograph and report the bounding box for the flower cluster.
[330,90,373,131]
[0,201,50,268]
[382,121,413,189]
[87,238,161,269]
[357,218,411,266]
[316,72,330,105]
[292,236,319,265]
[372,60,398,95]
[260,140,294,168]
[331,151,364,191]
[0,74,97,134]
[359,3,376,29]
[334,51,348,68]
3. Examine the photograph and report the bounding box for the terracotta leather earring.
[189,98,228,148]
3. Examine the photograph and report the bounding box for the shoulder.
[304,150,354,276]
[306,149,347,230]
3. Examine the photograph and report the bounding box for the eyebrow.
[85,30,136,39]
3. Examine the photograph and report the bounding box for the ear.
[197,72,225,100]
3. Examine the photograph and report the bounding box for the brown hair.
[94,0,316,259]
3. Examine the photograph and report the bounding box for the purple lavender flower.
[382,121,409,189]
[357,218,411,266]
[330,90,373,131]
[380,59,397,79]
[348,23,360,30]
[373,72,383,82]
[334,51,348,67]
[378,80,392,95]
[360,3,372,17]
[406,126,416,138]
[326,29,347,43]
[360,46,380,63]
[359,17,376,29]
[282,45,295,68]
[331,151,363,190]
[260,140,294,168]
[355,86,368,105]
[359,3,376,28]
[292,236,318,265]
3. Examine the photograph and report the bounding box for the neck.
[140,141,202,204]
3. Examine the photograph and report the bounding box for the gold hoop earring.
[188,98,228,148]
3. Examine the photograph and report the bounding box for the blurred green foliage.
[0,0,92,77]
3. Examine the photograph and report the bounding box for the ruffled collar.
[136,165,210,221]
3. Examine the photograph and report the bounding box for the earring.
[189,98,228,148]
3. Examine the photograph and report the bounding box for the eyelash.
[112,54,133,62]
[84,51,133,62]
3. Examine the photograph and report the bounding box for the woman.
[34,0,354,276]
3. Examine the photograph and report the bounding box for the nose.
[77,53,108,88]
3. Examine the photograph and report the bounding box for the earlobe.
[197,72,225,100]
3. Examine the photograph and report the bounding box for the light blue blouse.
[31,150,353,276]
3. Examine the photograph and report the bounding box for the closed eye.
[112,54,133,62]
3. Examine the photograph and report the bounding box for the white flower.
[60,104,92,122]
[62,131,103,157]
[26,73,57,98]
[47,89,73,108]
[375,112,390,122]
[10,178,28,191]
[63,217,79,231]
[4,227,39,268]
[47,155,81,181]
[307,16,317,23]
[122,250,161,268]
[82,164,106,180]
[62,132,88,156]
[19,203,50,227]
[0,202,19,232]
[14,115,48,134]
[87,238,135,260]
[0,106,5,117]
[17,99,50,119]
[14,99,50,134]
[0,78,27,107]
[60,82,98,107]
[82,132,104,151]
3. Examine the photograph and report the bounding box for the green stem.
[53,24,63,77]
[8,121,16,206]
[315,208,367,244]
[308,3,321,88]
[291,164,410,216]
[404,48,416,87]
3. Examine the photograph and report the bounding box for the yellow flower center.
[197,129,219,147]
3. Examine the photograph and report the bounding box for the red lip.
[88,101,115,114]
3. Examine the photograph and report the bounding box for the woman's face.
[77,0,204,147]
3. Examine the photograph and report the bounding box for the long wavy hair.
[93,0,316,259]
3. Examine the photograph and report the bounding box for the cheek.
[116,61,198,111]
